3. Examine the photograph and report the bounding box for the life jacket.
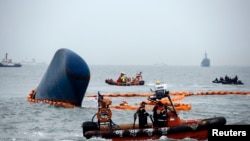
[121,75,127,82]
[156,106,165,114]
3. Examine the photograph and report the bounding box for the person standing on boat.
[116,72,125,83]
[121,73,127,83]
[134,72,142,83]
[134,101,149,128]
[152,101,167,127]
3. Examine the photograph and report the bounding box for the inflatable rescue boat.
[105,72,145,86]
[105,79,145,86]
[81,91,227,140]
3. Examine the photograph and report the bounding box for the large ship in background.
[201,52,210,67]
[0,53,22,67]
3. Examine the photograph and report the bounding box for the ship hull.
[0,63,22,67]
[34,48,90,107]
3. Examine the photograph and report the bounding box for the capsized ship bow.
[27,48,90,107]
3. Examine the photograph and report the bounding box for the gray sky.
[0,0,249,66]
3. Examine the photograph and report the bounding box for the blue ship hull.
[34,48,90,107]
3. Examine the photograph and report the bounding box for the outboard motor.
[148,83,169,101]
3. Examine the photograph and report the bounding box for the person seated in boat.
[116,72,126,83]
[134,101,149,129]
[152,101,167,127]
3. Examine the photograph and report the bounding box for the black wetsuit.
[152,105,167,127]
[136,106,149,128]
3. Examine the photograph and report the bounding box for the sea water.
[0,64,250,141]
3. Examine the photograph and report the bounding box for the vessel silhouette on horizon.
[201,52,210,67]
[0,53,22,67]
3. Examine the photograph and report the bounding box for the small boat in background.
[212,75,244,85]
[105,79,145,86]
[105,72,145,86]
[0,53,22,67]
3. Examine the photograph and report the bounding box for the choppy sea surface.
[0,64,250,141]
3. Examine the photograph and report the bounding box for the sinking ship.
[201,52,210,67]
[27,48,90,107]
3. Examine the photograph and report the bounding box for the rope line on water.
[27,89,78,108]
[27,90,250,109]
[84,91,250,111]
[86,91,250,97]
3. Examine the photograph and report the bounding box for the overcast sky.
[0,0,249,66]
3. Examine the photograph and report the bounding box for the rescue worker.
[121,73,127,83]
[116,72,125,83]
[155,81,160,85]
[134,101,149,128]
[152,101,167,127]
[135,72,142,83]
